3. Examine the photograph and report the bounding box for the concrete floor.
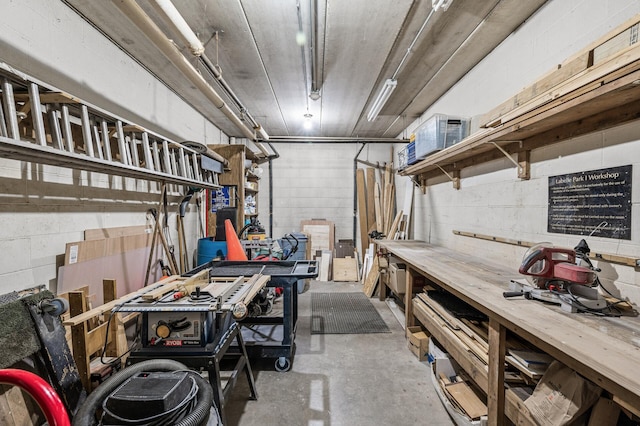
[225,281,454,426]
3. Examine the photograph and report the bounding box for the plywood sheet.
[444,381,487,420]
[65,232,154,265]
[84,225,151,240]
[317,250,332,281]
[301,219,335,252]
[333,257,359,282]
[363,256,379,297]
[58,245,162,305]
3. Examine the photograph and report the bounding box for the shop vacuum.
[72,359,220,426]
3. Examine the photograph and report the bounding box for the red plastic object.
[0,369,70,426]
[225,219,248,261]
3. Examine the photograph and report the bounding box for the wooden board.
[318,250,332,281]
[301,219,335,252]
[505,355,546,380]
[84,225,151,240]
[0,385,42,426]
[366,168,376,234]
[58,245,163,306]
[65,232,154,264]
[387,210,403,240]
[356,168,369,260]
[374,183,383,233]
[444,381,488,420]
[333,257,359,282]
[363,256,380,297]
[480,16,640,128]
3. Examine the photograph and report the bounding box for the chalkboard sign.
[548,165,632,239]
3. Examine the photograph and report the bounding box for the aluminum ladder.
[0,64,221,189]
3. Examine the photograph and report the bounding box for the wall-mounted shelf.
[207,144,261,237]
[0,64,221,190]
[401,19,640,190]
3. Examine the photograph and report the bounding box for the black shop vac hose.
[72,359,215,426]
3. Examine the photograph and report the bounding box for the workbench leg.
[404,267,416,328]
[488,317,506,426]
[378,272,387,301]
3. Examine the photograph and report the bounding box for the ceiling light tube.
[309,0,321,95]
[432,0,454,11]
[367,79,397,121]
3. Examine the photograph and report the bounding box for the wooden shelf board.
[402,49,640,184]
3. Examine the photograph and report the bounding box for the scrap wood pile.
[413,288,633,425]
[413,289,543,424]
[358,163,412,297]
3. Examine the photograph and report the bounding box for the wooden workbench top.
[376,240,640,410]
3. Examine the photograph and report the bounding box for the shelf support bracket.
[518,150,530,180]
[490,142,529,180]
[436,165,460,190]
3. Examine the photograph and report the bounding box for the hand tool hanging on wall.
[161,189,179,274]
[144,184,179,283]
[144,190,162,285]
[195,191,205,239]
[176,188,197,274]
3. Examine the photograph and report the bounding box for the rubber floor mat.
[311,292,390,334]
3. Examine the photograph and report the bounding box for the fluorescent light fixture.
[367,79,397,122]
[303,113,313,130]
[432,0,453,11]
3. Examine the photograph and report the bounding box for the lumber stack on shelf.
[413,290,539,425]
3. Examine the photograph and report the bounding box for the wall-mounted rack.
[402,17,640,190]
[0,63,221,190]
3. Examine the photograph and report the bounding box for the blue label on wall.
[211,186,234,213]
[548,165,632,239]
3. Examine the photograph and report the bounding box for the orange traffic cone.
[225,219,248,261]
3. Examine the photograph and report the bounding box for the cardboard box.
[407,326,429,361]
[406,325,422,339]
[388,262,407,294]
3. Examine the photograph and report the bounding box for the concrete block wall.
[259,142,393,249]
[0,0,224,294]
[401,0,640,304]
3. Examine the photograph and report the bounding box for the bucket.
[197,238,227,266]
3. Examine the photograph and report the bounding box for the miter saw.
[504,242,608,313]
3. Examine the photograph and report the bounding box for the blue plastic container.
[197,238,227,266]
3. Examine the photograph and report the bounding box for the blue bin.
[197,238,227,266]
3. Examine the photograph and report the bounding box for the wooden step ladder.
[0,65,221,189]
